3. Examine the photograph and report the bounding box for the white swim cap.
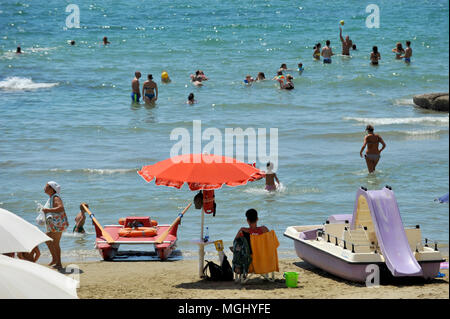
[47,181,61,193]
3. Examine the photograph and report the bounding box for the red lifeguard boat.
[83,203,191,261]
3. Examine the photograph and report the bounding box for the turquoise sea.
[0,0,448,262]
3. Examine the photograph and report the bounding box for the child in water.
[265,162,280,192]
[73,203,88,233]
[187,93,196,104]
[298,63,304,73]
[244,75,254,84]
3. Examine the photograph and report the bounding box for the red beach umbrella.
[138,153,265,277]
[138,153,265,190]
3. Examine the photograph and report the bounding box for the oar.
[82,203,115,244]
[155,202,192,244]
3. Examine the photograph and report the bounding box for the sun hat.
[47,181,61,193]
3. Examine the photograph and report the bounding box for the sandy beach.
[71,257,449,299]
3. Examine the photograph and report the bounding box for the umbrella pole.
[199,208,205,277]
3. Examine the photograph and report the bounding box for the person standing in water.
[321,40,334,64]
[265,162,280,191]
[392,42,405,60]
[313,43,321,60]
[131,71,141,103]
[103,36,110,45]
[142,74,158,104]
[400,41,412,63]
[360,125,386,173]
[370,46,381,65]
[339,26,353,56]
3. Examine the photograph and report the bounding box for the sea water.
[0,0,448,261]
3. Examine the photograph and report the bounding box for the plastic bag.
[36,203,46,226]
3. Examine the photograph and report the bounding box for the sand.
[68,258,449,299]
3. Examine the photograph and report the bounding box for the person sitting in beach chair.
[232,209,279,283]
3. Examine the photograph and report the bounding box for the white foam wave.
[0,77,58,91]
[403,129,443,136]
[393,98,415,106]
[50,168,136,174]
[343,116,449,126]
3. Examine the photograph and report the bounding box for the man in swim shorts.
[321,40,334,64]
[73,203,87,234]
[142,74,158,104]
[339,27,353,56]
[131,71,141,103]
[401,41,412,63]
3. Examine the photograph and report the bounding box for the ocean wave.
[343,116,449,126]
[49,168,137,175]
[0,77,59,91]
[393,98,415,106]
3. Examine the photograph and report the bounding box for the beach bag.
[232,236,252,276]
[221,255,234,281]
[202,255,234,281]
[194,191,203,209]
[202,260,224,281]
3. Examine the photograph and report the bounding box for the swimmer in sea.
[339,26,353,56]
[187,93,196,104]
[352,44,357,51]
[256,72,266,81]
[265,162,280,192]
[272,70,285,82]
[16,46,22,54]
[131,71,141,103]
[321,40,334,64]
[280,74,294,90]
[360,124,386,173]
[70,40,75,46]
[244,74,254,84]
[370,46,381,66]
[103,36,110,45]
[298,63,304,73]
[142,74,158,104]
[191,70,206,86]
[313,43,321,60]
[400,41,412,63]
[392,42,405,60]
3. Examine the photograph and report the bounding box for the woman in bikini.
[360,125,386,173]
[142,74,158,104]
[392,42,405,60]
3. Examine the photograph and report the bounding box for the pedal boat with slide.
[284,186,444,282]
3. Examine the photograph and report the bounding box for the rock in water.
[413,93,449,112]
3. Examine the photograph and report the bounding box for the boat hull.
[292,238,441,283]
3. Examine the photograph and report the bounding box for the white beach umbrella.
[0,208,52,254]
[0,255,78,299]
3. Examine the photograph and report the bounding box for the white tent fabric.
[0,255,78,299]
[0,208,51,254]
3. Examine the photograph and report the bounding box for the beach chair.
[234,230,280,284]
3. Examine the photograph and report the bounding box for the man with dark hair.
[401,41,412,63]
[235,209,269,239]
[321,40,334,64]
